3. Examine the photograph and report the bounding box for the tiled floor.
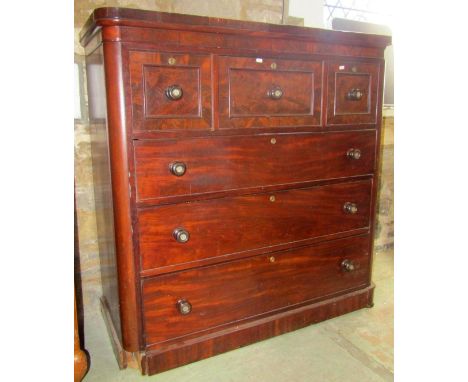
[82,249,393,381]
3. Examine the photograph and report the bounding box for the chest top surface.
[80,7,391,49]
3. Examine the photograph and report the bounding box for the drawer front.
[218,56,322,128]
[129,50,212,131]
[134,130,376,202]
[138,180,372,271]
[143,235,370,345]
[326,61,380,125]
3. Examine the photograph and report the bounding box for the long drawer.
[138,179,372,271]
[142,235,370,345]
[134,130,376,202]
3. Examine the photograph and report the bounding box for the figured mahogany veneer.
[138,180,372,272]
[81,7,391,376]
[327,61,380,125]
[134,130,376,203]
[218,56,322,128]
[143,235,370,345]
[129,50,212,131]
[142,284,375,374]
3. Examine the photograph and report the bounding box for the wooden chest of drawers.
[80,8,391,375]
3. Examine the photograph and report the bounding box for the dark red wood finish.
[80,8,391,50]
[142,284,374,374]
[129,50,212,131]
[114,26,385,60]
[326,60,380,125]
[102,40,141,352]
[218,56,322,128]
[85,33,141,352]
[142,235,370,345]
[80,7,391,376]
[138,180,372,272]
[134,130,376,203]
[85,42,123,344]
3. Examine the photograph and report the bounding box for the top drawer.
[326,61,380,125]
[129,50,212,131]
[134,130,376,203]
[218,56,322,129]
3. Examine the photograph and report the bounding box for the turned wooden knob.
[347,148,361,160]
[173,228,190,243]
[177,299,192,315]
[343,202,358,214]
[341,259,355,272]
[169,162,187,176]
[165,84,183,100]
[267,86,283,100]
[346,88,364,101]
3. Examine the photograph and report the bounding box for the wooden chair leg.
[74,292,88,382]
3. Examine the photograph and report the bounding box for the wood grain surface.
[218,56,322,128]
[134,130,376,203]
[142,235,370,345]
[138,180,372,271]
[79,7,391,375]
[129,50,212,131]
[326,60,380,125]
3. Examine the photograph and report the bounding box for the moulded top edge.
[79,7,392,49]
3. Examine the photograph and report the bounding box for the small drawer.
[218,56,322,129]
[142,235,370,345]
[137,180,372,271]
[134,130,376,202]
[326,61,380,125]
[129,50,212,131]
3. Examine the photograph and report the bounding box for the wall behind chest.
[375,112,394,253]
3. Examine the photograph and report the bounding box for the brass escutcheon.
[168,57,176,65]
[269,195,276,202]
[269,256,276,263]
[271,62,277,69]
[270,138,276,144]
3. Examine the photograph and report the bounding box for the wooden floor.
[82,249,394,382]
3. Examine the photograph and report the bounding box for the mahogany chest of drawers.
[80,8,391,375]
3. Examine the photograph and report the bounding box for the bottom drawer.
[142,235,370,346]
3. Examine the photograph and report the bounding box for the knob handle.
[347,148,361,160]
[343,202,358,214]
[341,259,355,272]
[267,87,283,100]
[169,162,187,177]
[176,299,192,315]
[173,228,190,243]
[346,88,364,101]
[165,84,183,100]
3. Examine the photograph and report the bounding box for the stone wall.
[74,1,394,318]
[375,113,394,254]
